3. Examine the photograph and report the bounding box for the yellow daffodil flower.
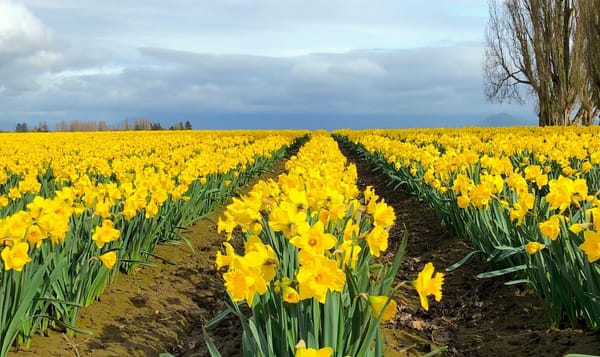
[579,230,600,263]
[99,251,117,269]
[413,262,444,311]
[368,295,397,322]
[525,242,545,255]
[1,241,32,271]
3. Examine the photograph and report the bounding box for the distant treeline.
[14,118,192,132]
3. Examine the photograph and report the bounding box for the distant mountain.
[479,113,536,127]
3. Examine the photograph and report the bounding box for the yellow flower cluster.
[0,130,309,355]
[338,127,600,264]
[217,133,397,306]
[217,236,279,306]
[0,131,302,272]
[212,133,445,356]
[0,190,73,271]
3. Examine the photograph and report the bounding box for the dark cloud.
[0,43,533,130]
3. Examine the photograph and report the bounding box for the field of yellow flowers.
[4,126,600,356]
[209,133,443,356]
[336,126,600,331]
[0,130,305,357]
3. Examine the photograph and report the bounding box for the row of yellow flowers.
[209,133,443,357]
[0,130,306,357]
[335,126,600,329]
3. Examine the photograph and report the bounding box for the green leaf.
[31,298,83,308]
[355,296,392,356]
[247,319,266,356]
[446,250,481,272]
[476,264,528,279]
[143,252,176,265]
[202,326,223,357]
[32,314,93,335]
[205,308,233,329]
[368,264,383,270]
[118,260,157,267]
[504,279,532,286]
[382,231,407,292]
[323,292,340,349]
[1,253,59,356]
[177,234,196,253]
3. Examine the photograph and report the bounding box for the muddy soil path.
[338,140,600,357]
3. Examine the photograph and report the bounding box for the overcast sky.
[0,0,535,130]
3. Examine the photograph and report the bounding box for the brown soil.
[8,141,600,357]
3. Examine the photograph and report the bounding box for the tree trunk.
[539,100,552,126]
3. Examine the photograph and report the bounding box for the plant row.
[209,133,443,357]
[0,130,307,357]
[335,126,600,330]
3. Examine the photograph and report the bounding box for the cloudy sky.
[0,0,535,130]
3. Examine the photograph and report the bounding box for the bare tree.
[35,121,49,132]
[485,0,599,126]
[55,120,111,132]
[134,118,152,130]
[98,121,109,131]
[582,0,600,120]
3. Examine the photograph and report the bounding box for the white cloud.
[0,1,61,94]
[0,1,110,96]
[0,1,50,56]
